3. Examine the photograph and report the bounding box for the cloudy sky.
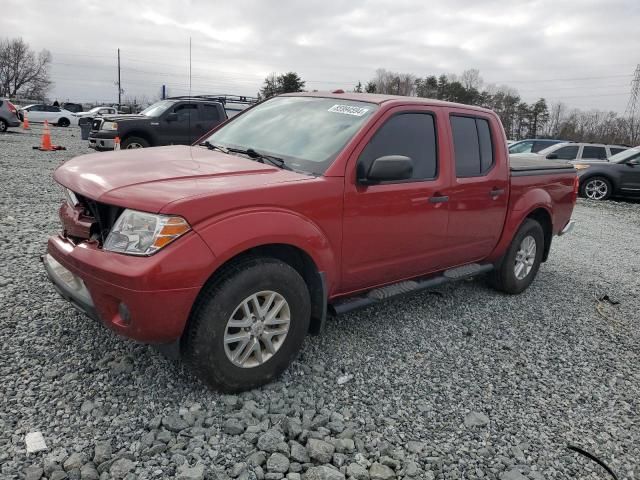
[2,0,639,112]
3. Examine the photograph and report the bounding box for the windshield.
[608,146,640,163]
[141,100,173,117]
[88,107,102,113]
[204,96,378,174]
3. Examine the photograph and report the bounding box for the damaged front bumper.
[42,253,98,320]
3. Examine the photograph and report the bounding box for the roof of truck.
[282,91,496,115]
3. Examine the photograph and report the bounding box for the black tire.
[183,257,311,392]
[57,117,70,127]
[0,119,7,132]
[121,136,150,149]
[579,176,612,201]
[488,218,545,294]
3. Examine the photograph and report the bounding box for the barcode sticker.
[328,104,369,116]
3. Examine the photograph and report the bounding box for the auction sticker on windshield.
[328,104,369,116]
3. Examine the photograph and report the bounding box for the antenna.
[188,37,192,150]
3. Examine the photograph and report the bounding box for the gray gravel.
[1,126,640,480]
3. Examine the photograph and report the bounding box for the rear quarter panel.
[486,171,576,263]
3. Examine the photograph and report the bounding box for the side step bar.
[331,263,494,315]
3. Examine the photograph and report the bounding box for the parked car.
[19,104,78,127]
[508,138,569,154]
[0,98,21,132]
[44,92,577,391]
[575,146,640,200]
[76,106,119,119]
[513,142,629,162]
[88,98,227,150]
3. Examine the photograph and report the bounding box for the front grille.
[74,193,123,245]
[91,118,103,131]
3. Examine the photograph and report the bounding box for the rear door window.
[581,146,607,160]
[532,141,554,153]
[201,104,221,122]
[174,103,198,122]
[358,112,438,181]
[609,147,626,156]
[549,146,579,160]
[450,115,494,177]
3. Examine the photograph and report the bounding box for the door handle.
[429,195,449,204]
[490,188,505,197]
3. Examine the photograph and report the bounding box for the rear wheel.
[57,117,70,127]
[580,176,611,200]
[488,218,544,294]
[183,257,310,392]
[122,136,149,149]
[0,119,7,132]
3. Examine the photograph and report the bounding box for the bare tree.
[372,69,416,96]
[460,69,483,91]
[0,37,52,98]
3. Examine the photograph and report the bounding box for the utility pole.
[624,64,640,144]
[117,48,121,109]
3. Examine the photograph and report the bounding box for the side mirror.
[360,155,413,184]
[546,153,559,160]
[166,112,178,122]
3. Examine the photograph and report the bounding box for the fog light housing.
[118,302,131,325]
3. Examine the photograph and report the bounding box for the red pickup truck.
[44,92,577,391]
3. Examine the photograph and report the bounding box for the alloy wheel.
[584,179,608,200]
[514,235,536,280]
[223,290,291,368]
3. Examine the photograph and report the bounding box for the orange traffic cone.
[22,111,30,130]
[113,136,121,150]
[40,121,53,151]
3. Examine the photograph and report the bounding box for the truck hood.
[54,145,311,216]
[100,114,147,122]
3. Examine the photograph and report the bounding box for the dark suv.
[88,97,227,150]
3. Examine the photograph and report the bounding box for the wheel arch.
[525,207,553,261]
[579,173,616,195]
[186,242,327,344]
[122,130,154,146]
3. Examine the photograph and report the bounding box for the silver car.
[0,98,21,132]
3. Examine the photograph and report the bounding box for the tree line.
[360,68,638,145]
[260,67,638,145]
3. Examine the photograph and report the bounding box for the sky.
[2,0,639,113]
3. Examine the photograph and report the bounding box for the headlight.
[101,121,118,131]
[574,164,591,170]
[64,188,79,207]
[104,209,191,256]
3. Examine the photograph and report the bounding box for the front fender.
[194,208,339,291]
[486,187,553,263]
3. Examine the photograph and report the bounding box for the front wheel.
[183,257,310,392]
[488,218,544,294]
[121,136,150,149]
[57,117,70,127]
[0,119,7,132]
[580,176,612,201]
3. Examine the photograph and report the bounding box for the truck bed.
[509,155,575,176]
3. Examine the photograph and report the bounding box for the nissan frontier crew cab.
[44,92,577,391]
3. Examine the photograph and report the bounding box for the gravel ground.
[1,126,639,480]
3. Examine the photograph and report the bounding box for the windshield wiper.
[198,141,229,153]
[227,147,292,170]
